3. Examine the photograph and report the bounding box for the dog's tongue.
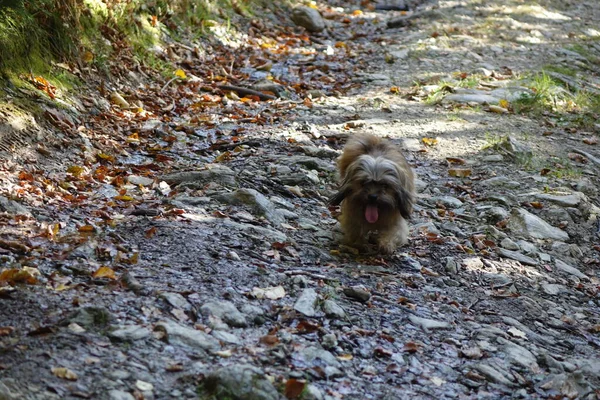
[365,205,379,223]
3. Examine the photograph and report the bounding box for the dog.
[330,134,415,254]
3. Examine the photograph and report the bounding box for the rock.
[499,338,539,370]
[222,220,287,242]
[155,320,220,350]
[321,333,338,349]
[471,363,516,386]
[343,286,371,303]
[160,165,236,188]
[402,138,422,152]
[462,257,484,270]
[445,257,459,275]
[64,307,113,328]
[500,238,519,251]
[160,292,192,311]
[482,154,504,162]
[215,189,284,226]
[484,207,509,223]
[291,6,325,32]
[127,175,154,186]
[108,325,151,341]
[554,259,587,279]
[0,379,22,400]
[95,184,120,199]
[414,178,428,192]
[211,330,240,345]
[294,289,318,317]
[517,240,538,255]
[303,384,324,400]
[203,365,279,400]
[200,301,247,328]
[444,93,500,105]
[408,315,451,330]
[108,390,136,400]
[497,248,538,266]
[508,208,569,241]
[575,178,597,196]
[0,196,31,216]
[480,176,521,189]
[322,299,346,319]
[541,283,565,295]
[411,222,440,235]
[535,193,584,208]
[431,195,463,208]
[539,372,592,398]
[299,346,341,368]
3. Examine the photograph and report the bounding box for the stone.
[160,292,192,311]
[497,248,538,266]
[480,176,521,189]
[211,330,240,345]
[0,196,31,216]
[321,333,338,349]
[499,338,539,370]
[517,240,537,255]
[445,257,459,275]
[500,238,520,251]
[108,325,151,341]
[200,301,247,327]
[414,178,428,192]
[291,6,325,32]
[535,193,583,208]
[508,208,569,241]
[471,363,516,386]
[408,315,451,330]
[294,288,318,317]
[411,222,440,235]
[431,195,463,208]
[303,384,324,400]
[127,175,154,186]
[222,220,287,243]
[108,390,136,400]
[214,189,284,226]
[322,299,346,319]
[203,365,279,400]
[343,286,371,303]
[554,259,587,279]
[160,165,236,188]
[496,136,532,159]
[0,379,22,400]
[541,283,565,295]
[64,307,113,328]
[482,154,503,162]
[155,320,220,351]
[299,346,341,368]
[484,207,509,223]
[575,178,597,196]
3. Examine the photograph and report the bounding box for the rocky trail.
[1,0,600,399]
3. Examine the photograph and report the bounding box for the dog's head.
[329,154,413,223]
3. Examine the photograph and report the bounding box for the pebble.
[408,315,451,330]
[343,286,371,303]
[155,320,220,350]
[322,299,346,319]
[203,365,280,400]
[200,301,247,328]
[497,248,538,266]
[500,238,519,251]
[554,259,587,279]
[294,289,318,317]
[508,208,569,241]
[291,6,325,32]
[108,325,151,342]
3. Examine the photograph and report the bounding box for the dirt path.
[1,1,600,399]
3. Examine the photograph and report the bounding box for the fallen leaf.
[285,378,306,399]
[446,157,466,165]
[337,354,353,361]
[0,326,15,336]
[583,137,598,145]
[92,266,117,280]
[403,341,421,353]
[448,168,472,178]
[422,137,438,146]
[78,225,95,233]
[259,335,280,346]
[498,99,509,108]
[51,367,78,381]
[0,268,38,285]
[145,227,157,238]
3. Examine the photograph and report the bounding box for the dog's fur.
[330,134,415,254]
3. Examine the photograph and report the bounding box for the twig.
[161,77,178,92]
[283,270,337,281]
[218,84,277,101]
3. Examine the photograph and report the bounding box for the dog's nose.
[368,194,378,202]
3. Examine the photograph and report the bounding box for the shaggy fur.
[330,134,415,254]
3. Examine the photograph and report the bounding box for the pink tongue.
[365,205,379,223]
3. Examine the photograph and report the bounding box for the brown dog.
[330,134,415,254]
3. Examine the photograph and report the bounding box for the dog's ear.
[329,185,351,206]
[394,187,414,220]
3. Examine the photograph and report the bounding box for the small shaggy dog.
[330,134,415,254]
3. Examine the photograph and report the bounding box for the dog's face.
[330,154,413,224]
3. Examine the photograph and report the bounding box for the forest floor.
[1,0,600,399]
